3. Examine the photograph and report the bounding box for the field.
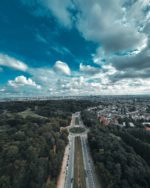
[73,136,86,188]
[17,108,47,119]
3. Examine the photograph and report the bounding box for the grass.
[69,127,85,134]
[17,108,47,119]
[73,136,86,188]
[75,117,80,125]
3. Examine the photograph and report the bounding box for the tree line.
[81,109,150,188]
[0,100,97,188]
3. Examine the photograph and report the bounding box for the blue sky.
[0,0,150,97]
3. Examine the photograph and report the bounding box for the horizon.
[0,94,150,101]
[0,0,150,97]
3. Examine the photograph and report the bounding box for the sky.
[0,0,150,97]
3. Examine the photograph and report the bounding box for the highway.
[64,112,101,188]
[81,135,100,188]
[64,135,75,188]
[64,113,76,188]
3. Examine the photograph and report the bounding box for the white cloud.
[8,75,41,89]
[21,0,150,54]
[21,0,150,53]
[79,63,100,74]
[0,54,28,71]
[25,60,150,96]
[75,0,148,53]
[4,0,150,98]
[22,0,74,27]
[5,63,150,96]
[45,0,73,27]
[53,60,71,75]
[92,48,106,65]
[0,88,5,92]
[40,0,149,53]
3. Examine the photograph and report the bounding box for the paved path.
[56,145,69,188]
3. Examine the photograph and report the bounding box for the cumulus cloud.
[0,88,5,92]
[75,0,147,52]
[79,63,100,74]
[35,0,148,53]
[15,57,150,96]
[53,61,71,75]
[0,54,28,71]
[21,0,150,51]
[5,62,150,96]
[111,49,150,71]
[8,76,41,89]
[105,48,150,82]
[109,70,150,83]
[4,0,150,96]
[44,0,73,27]
[21,0,150,54]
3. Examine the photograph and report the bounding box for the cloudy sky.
[0,0,150,97]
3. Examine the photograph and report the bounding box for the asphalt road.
[64,112,101,188]
[81,135,100,188]
[64,135,75,188]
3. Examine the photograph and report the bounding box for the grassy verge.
[73,136,86,188]
[69,127,85,134]
[75,117,79,125]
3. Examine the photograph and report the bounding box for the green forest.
[0,100,95,188]
[81,110,150,188]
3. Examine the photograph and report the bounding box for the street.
[64,112,101,188]
[81,135,100,188]
[64,135,75,188]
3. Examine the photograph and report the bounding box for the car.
[71,178,74,183]
[85,170,87,177]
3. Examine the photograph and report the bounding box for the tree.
[0,176,11,188]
